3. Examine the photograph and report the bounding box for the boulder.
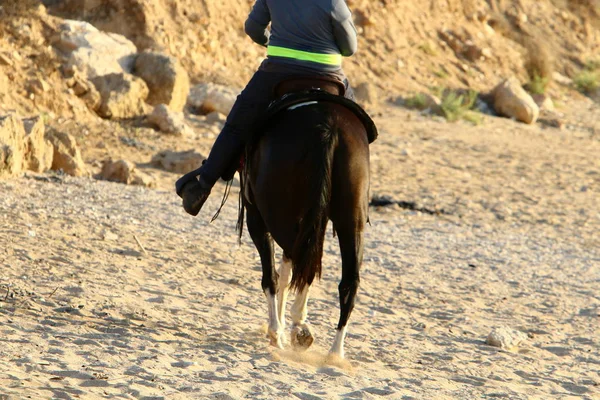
[147,104,193,136]
[91,73,149,119]
[134,52,190,112]
[22,117,53,173]
[0,115,53,177]
[151,150,204,174]
[187,83,239,115]
[66,72,101,111]
[47,129,88,177]
[0,114,26,177]
[56,20,137,80]
[99,159,155,187]
[486,326,528,350]
[492,78,539,124]
[354,82,378,106]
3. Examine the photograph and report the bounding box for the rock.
[99,159,155,187]
[151,150,205,174]
[187,83,239,115]
[354,82,378,106]
[56,20,137,80]
[486,326,528,350]
[26,78,50,95]
[134,52,190,112]
[47,129,88,177]
[147,104,193,136]
[91,73,149,119]
[552,72,573,86]
[492,78,539,124]
[205,111,225,125]
[22,117,53,173]
[532,94,554,112]
[463,41,483,62]
[0,115,54,177]
[0,52,13,66]
[0,114,26,177]
[65,71,102,111]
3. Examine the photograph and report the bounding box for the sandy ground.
[0,104,599,399]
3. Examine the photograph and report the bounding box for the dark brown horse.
[240,79,371,358]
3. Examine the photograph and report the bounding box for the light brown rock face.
[0,115,53,177]
[91,73,149,119]
[0,114,26,177]
[47,129,88,177]
[134,52,190,112]
[22,117,53,173]
[493,78,539,124]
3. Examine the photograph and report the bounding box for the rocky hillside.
[1,0,600,182]
[41,0,600,93]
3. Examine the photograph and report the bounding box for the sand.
[0,105,599,399]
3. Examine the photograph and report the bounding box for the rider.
[176,0,359,216]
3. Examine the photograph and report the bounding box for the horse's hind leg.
[277,255,292,331]
[329,136,369,359]
[246,205,283,348]
[330,221,365,359]
[290,285,314,350]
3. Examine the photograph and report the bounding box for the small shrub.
[404,93,428,110]
[528,73,549,95]
[585,59,600,71]
[434,68,449,79]
[418,42,437,56]
[574,70,600,94]
[440,90,478,122]
[462,110,484,125]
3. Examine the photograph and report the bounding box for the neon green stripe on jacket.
[267,46,342,66]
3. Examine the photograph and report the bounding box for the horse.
[239,78,373,359]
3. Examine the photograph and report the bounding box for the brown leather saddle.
[274,76,346,97]
[229,76,377,180]
[265,77,378,143]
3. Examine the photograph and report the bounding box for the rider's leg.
[176,69,283,216]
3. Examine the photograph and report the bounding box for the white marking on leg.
[264,289,283,349]
[290,285,314,349]
[277,257,292,330]
[291,285,310,325]
[329,326,348,359]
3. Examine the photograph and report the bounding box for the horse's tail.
[290,116,338,292]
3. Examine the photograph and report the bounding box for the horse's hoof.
[181,181,210,216]
[291,324,314,350]
[268,330,284,349]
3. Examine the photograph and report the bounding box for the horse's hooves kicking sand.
[291,323,314,350]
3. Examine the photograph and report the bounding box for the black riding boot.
[175,123,245,216]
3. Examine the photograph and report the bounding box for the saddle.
[269,76,377,143]
[225,77,378,180]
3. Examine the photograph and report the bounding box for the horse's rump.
[243,100,368,292]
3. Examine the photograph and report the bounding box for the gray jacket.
[245,0,357,72]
